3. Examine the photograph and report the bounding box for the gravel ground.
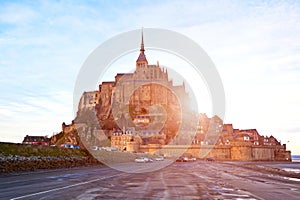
[0,154,100,174]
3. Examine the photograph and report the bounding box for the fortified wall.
[128,141,291,161]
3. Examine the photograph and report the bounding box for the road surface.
[0,161,299,199]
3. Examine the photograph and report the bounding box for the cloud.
[0,2,37,24]
[0,89,73,143]
[0,1,299,153]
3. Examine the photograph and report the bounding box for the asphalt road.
[1,161,299,199]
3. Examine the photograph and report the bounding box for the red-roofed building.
[22,135,48,146]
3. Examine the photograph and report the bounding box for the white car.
[146,158,154,162]
[135,157,153,163]
[189,157,196,162]
[155,156,164,161]
[91,146,98,150]
[135,157,146,163]
[62,144,74,148]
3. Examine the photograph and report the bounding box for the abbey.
[76,32,194,145]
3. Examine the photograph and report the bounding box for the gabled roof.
[23,135,47,142]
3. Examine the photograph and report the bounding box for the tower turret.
[136,30,148,67]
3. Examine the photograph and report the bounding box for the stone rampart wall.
[134,143,291,161]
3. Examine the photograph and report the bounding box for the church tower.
[136,31,148,68]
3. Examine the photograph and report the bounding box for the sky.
[0,0,299,154]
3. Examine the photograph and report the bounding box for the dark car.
[206,157,215,162]
[176,156,189,162]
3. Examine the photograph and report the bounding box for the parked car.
[135,157,145,163]
[176,156,196,162]
[99,146,108,151]
[135,157,153,163]
[61,144,74,148]
[206,157,215,162]
[189,157,196,162]
[91,146,99,150]
[110,147,119,152]
[155,156,164,161]
[146,158,153,162]
[176,156,189,162]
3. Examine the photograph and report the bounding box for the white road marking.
[10,173,123,200]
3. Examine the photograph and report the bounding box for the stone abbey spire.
[136,30,148,67]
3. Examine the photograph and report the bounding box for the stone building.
[22,135,48,146]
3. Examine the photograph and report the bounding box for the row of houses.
[192,114,281,146]
[217,124,280,146]
[22,135,80,148]
[110,113,284,151]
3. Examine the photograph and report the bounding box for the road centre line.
[10,173,123,200]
